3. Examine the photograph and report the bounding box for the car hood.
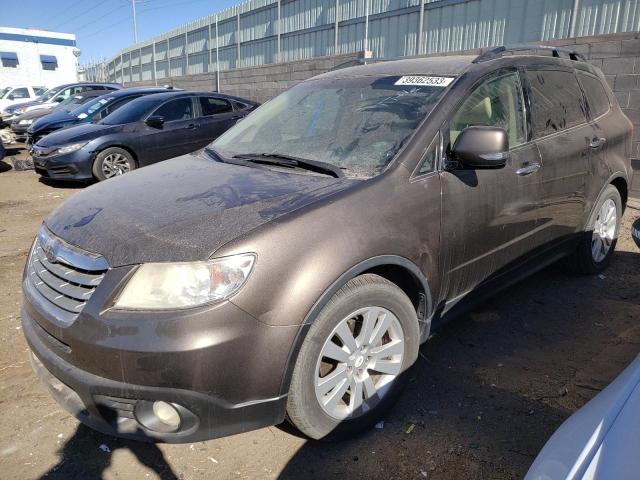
[2,100,40,112]
[36,123,120,147]
[29,110,76,132]
[15,108,53,121]
[45,153,357,267]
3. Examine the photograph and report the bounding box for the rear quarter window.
[525,69,588,137]
[577,71,610,118]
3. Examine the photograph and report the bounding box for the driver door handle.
[516,162,541,176]
[590,137,606,148]
[185,123,198,130]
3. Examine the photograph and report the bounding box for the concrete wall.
[125,31,639,196]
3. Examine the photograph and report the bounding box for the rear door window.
[153,97,194,122]
[577,71,610,118]
[199,97,233,116]
[525,69,588,137]
[450,70,527,148]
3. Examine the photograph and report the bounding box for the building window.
[40,55,58,71]
[0,52,19,68]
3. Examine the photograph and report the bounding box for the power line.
[50,1,115,31]
[70,4,130,34]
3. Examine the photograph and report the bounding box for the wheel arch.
[278,255,432,396]
[93,143,139,167]
[585,172,629,228]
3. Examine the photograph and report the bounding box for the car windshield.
[70,95,113,118]
[39,87,65,102]
[212,75,450,177]
[56,94,85,111]
[99,97,156,125]
[0,87,10,99]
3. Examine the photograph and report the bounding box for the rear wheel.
[92,147,136,181]
[565,185,622,273]
[286,274,419,440]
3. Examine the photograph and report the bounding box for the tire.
[565,184,622,274]
[92,147,136,181]
[286,274,420,441]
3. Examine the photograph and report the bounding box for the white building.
[0,27,79,88]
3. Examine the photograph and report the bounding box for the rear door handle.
[185,123,198,130]
[590,137,606,148]
[516,162,541,176]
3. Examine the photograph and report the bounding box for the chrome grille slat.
[26,227,108,325]
[31,264,94,301]
[34,246,104,286]
[30,274,86,313]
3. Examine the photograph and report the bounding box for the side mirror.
[451,126,509,168]
[146,115,165,129]
[54,96,64,103]
[7,94,14,100]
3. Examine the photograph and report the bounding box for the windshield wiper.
[232,152,344,178]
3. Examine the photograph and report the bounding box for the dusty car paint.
[23,53,633,442]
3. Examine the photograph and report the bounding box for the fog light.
[152,401,181,429]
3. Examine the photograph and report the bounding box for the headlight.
[56,142,88,155]
[113,253,256,310]
[19,119,33,125]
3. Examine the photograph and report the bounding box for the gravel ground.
[0,144,639,480]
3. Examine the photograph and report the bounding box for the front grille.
[31,145,57,158]
[25,227,108,326]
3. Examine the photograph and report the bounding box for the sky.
[1,0,239,63]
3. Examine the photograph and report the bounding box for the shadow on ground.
[39,424,178,480]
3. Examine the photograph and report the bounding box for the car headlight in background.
[56,142,88,155]
[18,119,33,125]
[114,253,256,310]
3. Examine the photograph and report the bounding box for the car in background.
[10,91,106,143]
[0,85,47,112]
[526,355,640,480]
[26,87,172,145]
[32,91,257,181]
[633,218,640,249]
[1,83,121,125]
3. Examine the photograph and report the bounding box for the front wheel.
[286,274,420,440]
[565,184,622,273]
[92,147,136,181]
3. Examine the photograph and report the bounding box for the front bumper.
[32,148,95,180]
[22,271,299,442]
[10,123,29,142]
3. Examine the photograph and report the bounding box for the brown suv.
[22,46,633,443]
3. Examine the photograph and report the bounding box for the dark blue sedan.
[32,91,257,181]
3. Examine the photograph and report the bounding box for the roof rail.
[473,44,586,63]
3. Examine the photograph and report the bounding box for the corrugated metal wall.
[103,0,640,83]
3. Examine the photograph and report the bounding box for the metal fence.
[93,0,640,84]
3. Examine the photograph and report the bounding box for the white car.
[0,86,47,111]
[526,355,640,480]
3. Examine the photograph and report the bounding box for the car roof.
[129,90,256,104]
[310,47,592,82]
[311,56,478,81]
[96,87,172,99]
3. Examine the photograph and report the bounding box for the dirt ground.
[0,143,638,480]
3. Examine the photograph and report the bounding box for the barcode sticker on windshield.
[395,76,455,87]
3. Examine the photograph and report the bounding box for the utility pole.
[131,0,138,43]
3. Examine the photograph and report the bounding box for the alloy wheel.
[314,306,405,420]
[101,153,131,178]
[591,198,617,263]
